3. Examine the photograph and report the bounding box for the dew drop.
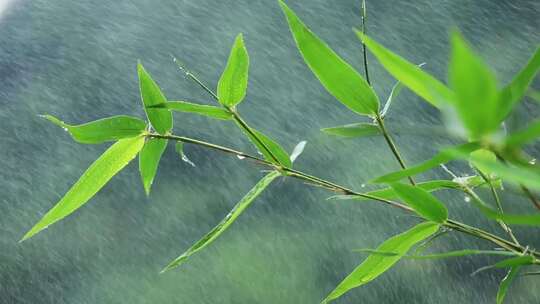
[237,155,246,160]
[361,184,366,188]
[464,196,471,202]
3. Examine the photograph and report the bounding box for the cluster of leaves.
[21,0,540,303]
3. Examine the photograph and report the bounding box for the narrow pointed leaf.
[153,101,233,120]
[323,222,439,303]
[497,266,521,304]
[161,171,281,272]
[449,32,499,139]
[290,140,307,163]
[239,125,291,167]
[494,256,535,268]
[42,114,146,144]
[372,142,480,183]
[498,47,540,122]
[356,31,454,108]
[139,138,168,195]
[353,249,518,259]
[138,62,173,135]
[329,177,489,202]
[175,142,196,167]
[21,137,145,241]
[279,0,379,115]
[217,33,249,107]
[321,123,380,138]
[381,63,426,118]
[390,183,448,223]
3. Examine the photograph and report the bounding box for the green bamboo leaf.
[139,138,168,195]
[151,101,233,120]
[161,171,281,272]
[321,123,380,138]
[498,47,540,122]
[138,62,173,135]
[329,177,490,202]
[42,114,146,144]
[323,222,439,303]
[504,119,540,148]
[21,136,145,241]
[279,0,379,116]
[390,183,448,223]
[467,152,540,190]
[372,142,480,183]
[353,249,518,259]
[240,126,292,168]
[449,32,500,139]
[175,142,196,167]
[217,33,249,107]
[497,266,521,304]
[355,31,454,108]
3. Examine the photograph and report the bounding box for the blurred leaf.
[323,222,439,303]
[528,89,540,103]
[138,62,173,134]
[497,266,521,304]
[321,123,380,138]
[354,249,517,259]
[356,31,454,108]
[153,101,233,120]
[390,183,448,223]
[498,47,540,121]
[139,138,168,195]
[505,119,540,148]
[467,152,540,190]
[495,256,535,268]
[175,142,196,167]
[290,140,307,163]
[372,142,480,183]
[42,114,146,144]
[380,62,426,118]
[21,136,145,241]
[470,149,497,175]
[217,33,249,107]
[279,0,379,115]
[161,170,281,272]
[449,32,499,139]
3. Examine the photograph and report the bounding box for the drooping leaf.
[290,140,307,163]
[161,171,281,272]
[217,33,249,107]
[42,114,146,144]
[497,266,521,304]
[175,142,196,167]
[321,123,380,138]
[449,32,500,139]
[353,249,518,259]
[239,124,292,168]
[138,62,173,135]
[355,31,454,108]
[323,222,439,303]
[139,138,168,195]
[279,0,379,115]
[498,47,540,122]
[372,142,480,183]
[151,101,233,120]
[504,119,540,148]
[390,183,448,223]
[21,136,145,241]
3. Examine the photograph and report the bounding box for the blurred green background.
[1,0,539,303]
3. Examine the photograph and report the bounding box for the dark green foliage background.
[1,0,539,303]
